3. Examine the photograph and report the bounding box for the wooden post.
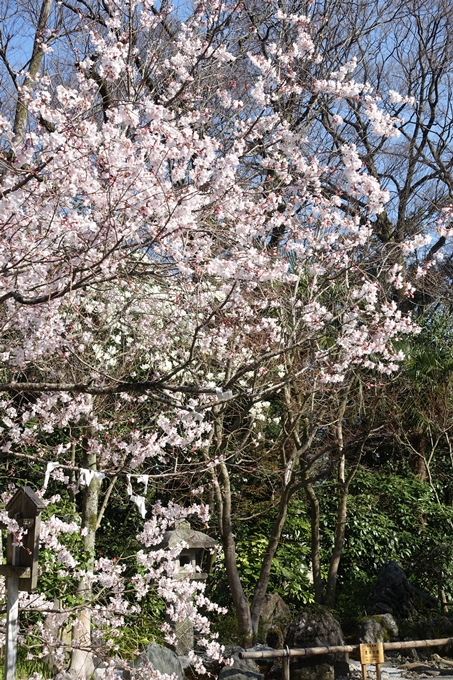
[282,647,290,680]
[4,540,20,680]
[361,663,367,680]
[1,487,45,680]
[5,574,19,680]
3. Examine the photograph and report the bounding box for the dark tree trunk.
[306,483,324,604]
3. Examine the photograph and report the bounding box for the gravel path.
[344,657,453,680]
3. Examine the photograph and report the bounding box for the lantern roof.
[6,486,46,515]
[158,520,218,550]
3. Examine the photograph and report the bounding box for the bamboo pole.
[240,638,453,659]
[241,645,355,659]
[282,655,290,680]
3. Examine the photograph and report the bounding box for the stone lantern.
[160,520,218,579]
[158,520,218,655]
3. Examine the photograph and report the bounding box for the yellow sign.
[360,643,384,665]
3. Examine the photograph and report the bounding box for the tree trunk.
[325,400,349,608]
[325,475,349,608]
[68,442,102,679]
[217,457,253,644]
[210,401,306,643]
[306,483,324,604]
[13,0,53,144]
[249,419,312,639]
[206,405,254,645]
[250,480,294,639]
[410,430,427,483]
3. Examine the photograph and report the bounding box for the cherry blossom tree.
[0,0,448,667]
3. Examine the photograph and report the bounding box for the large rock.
[284,611,348,680]
[259,594,292,648]
[218,646,263,680]
[415,617,453,640]
[133,642,185,680]
[285,610,345,652]
[358,614,399,643]
[367,562,414,619]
